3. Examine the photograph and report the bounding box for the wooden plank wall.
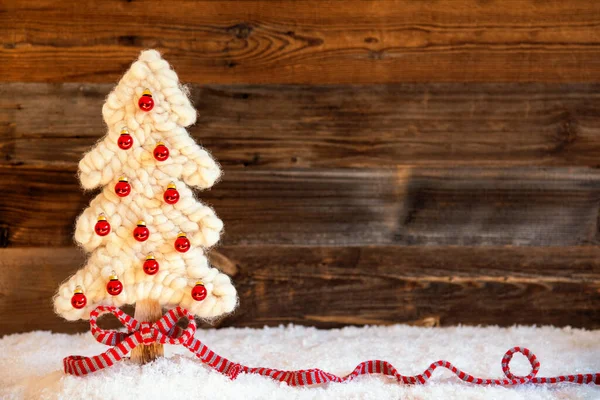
[1,1,600,334]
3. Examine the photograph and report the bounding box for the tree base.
[130,299,164,364]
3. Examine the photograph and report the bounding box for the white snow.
[1,324,599,399]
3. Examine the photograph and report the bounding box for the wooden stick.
[130,299,164,364]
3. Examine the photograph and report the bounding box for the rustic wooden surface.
[2,1,600,83]
[2,1,600,334]
[1,246,599,335]
[3,166,600,248]
[2,83,600,169]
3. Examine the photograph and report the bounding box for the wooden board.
[2,83,600,169]
[2,166,600,248]
[1,245,599,335]
[2,1,600,83]
[2,1,599,334]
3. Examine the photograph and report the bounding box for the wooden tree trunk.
[130,299,164,364]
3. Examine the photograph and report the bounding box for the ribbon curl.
[64,306,600,386]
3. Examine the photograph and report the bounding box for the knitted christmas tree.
[53,50,237,363]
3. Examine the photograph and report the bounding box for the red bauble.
[118,131,133,150]
[153,143,169,162]
[143,254,159,275]
[174,233,190,253]
[71,288,87,309]
[115,177,131,197]
[106,275,123,296]
[191,282,207,301]
[138,89,154,112]
[133,221,149,242]
[164,183,179,204]
[94,215,111,236]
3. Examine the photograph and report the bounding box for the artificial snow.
[1,324,599,399]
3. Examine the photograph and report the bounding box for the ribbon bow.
[64,306,599,386]
[64,306,240,377]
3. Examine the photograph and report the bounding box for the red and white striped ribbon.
[64,306,600,386]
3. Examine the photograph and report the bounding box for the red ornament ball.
[174,233,190,253]
[164,183,179,205]
[138,89,154,112]
[115,177,131,197]
[133,221,149,242]
[153,143,169,162]
[191,282,207,301]
[71,288,87,309]
[94,215,111,236]
[118,130,133,150]
[143,254,159,275]
[106,275,123,296]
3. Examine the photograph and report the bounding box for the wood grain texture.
[1,165,600,248]
[2,245,599,335]
[2,1,600,83]
[2,83,600,169]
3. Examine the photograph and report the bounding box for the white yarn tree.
[53,50,237,363]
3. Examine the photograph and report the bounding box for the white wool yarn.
[54,50,237,321]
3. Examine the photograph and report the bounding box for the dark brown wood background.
[1,0,600,335]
